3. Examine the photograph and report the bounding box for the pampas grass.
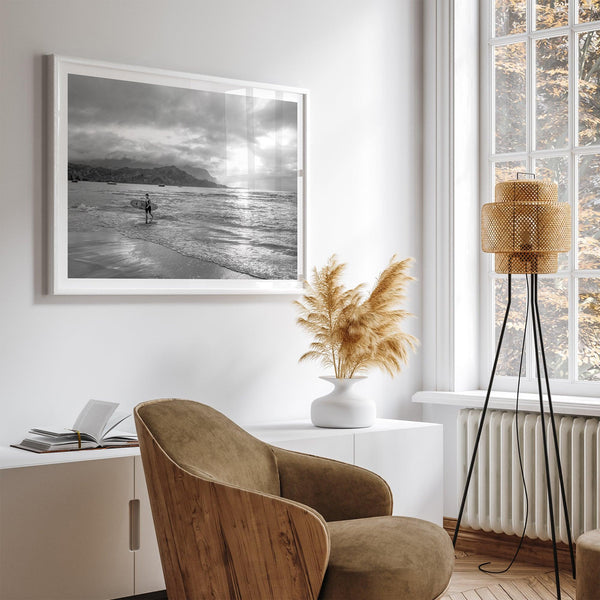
[296,255,417,378]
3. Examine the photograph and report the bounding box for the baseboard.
[445,517,576,571]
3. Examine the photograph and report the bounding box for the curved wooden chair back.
[134,398,330,600]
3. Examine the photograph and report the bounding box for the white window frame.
[421,0,600,400]
[481,0,600,397]
[422,0,481,394]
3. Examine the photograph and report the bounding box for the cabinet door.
[272,435,354,463]
[0,458,134,600]
[133,456,165,594]
[354,425,444,525]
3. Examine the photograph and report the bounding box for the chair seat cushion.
[577,529,600,599]
[319,516,454,600]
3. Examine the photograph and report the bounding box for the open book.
[13,400,138,453]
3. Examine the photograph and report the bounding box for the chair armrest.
[136,414,330,600]
[272,446,393,522]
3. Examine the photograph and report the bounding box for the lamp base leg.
[454,273,575,600]
[532,274,576,580]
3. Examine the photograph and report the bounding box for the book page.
[72,400,119,442]
[102,410,131,437]
[29,427,76,437]
[101,429,138,445]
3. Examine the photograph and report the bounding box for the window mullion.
[527,0,534,35]
[573,144,600,155]
[529,36,535,160]
[570,274,578,384]
[526,0,535,380]
[490,23,600,45]
[569,6,578,383]
[573,21,600,32]
[492,145,600,161]
[486,8,494,384]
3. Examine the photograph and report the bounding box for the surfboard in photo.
[130,199,158,210]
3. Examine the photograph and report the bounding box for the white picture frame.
[48,55,307,295]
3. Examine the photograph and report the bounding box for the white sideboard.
[0,418,442,600]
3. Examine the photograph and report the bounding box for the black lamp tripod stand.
[453,273,576,599]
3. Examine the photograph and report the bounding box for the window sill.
[413,390,600,417]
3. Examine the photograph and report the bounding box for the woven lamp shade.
[481,179,571,274]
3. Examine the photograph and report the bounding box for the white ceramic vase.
[311,376,375,428]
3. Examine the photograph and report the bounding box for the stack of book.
[13,400,138,453]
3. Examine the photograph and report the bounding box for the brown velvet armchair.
[134,398,454,600]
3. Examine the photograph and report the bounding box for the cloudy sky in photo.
[68,74,299,190]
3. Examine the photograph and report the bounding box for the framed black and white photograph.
[49,55,307,294]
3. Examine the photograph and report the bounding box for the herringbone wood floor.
[441,552,576,599]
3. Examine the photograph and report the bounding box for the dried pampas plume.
[295,255,417,378]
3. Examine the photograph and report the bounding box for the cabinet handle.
[129,499,140,551]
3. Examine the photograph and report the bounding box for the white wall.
[0,0,423,445]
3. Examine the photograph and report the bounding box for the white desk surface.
[0,418,439,470]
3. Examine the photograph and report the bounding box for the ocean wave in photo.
[68,181,298,279]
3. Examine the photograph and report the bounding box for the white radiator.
[458,408,600,543]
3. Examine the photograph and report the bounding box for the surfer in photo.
[144,193,153,224]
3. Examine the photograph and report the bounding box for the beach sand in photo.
[68,231,252,279]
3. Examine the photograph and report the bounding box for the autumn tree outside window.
[488,0,600,386]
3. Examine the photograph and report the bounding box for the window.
[486,0,600,391]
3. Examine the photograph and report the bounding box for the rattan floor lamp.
[453,175,575,599]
